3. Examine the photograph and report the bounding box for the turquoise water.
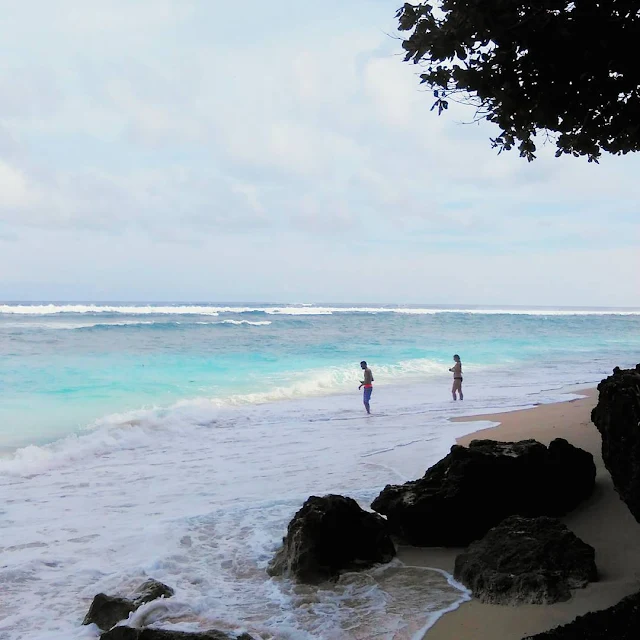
[2,303,639,448]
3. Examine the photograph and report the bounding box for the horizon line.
[1,300,640,310]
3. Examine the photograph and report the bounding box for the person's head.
[360,360,367,369]
[453,354,460,362]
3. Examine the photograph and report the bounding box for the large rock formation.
[371,438,595,546]
[523,590,640,639]
[84,579,175,631]
[454,516,597,605]
[267,494,396,583]
[591,364,640,522]
[101,629,254,640]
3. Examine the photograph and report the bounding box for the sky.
[0,0,639,306]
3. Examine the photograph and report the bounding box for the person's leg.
[459,382,463,401]
[452,381,457,401]
[364,387,372,414]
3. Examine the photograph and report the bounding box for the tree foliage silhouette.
[397,1,640,161]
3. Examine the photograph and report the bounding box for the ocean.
[1,303,639,640]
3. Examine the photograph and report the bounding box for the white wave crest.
[0,320,155,330]
[0,304,219,316]
[197,320,272,326]
[3,319,272,330]
[2,303,640,316]
[0,421,155,476]
[175,358,446,409]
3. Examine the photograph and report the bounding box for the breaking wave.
[2,303,640,316]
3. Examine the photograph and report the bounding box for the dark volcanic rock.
[101,629,254,640]
[523,590,640,639]
[132,579,174,606]
[267,494,396,583]
[84,579,174,630]
[371,438,595,546]
[591,364,640,522]
[100,629,138,640]
[454,515,597,605]
[83,593,136,631]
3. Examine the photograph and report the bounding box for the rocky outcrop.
[101,629,254,640]
[523,590,640,639]
[371,438,595,546]
[454,516,597,605]
[267,494,396,583]
[591,364,640,522]
[84,579,175,631]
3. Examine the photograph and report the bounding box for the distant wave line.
[1,319,273,330]
[2,303,640,317]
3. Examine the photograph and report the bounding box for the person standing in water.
[358,361,374,414]
[449,354,463,401]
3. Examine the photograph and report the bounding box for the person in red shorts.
[358,360,374,414]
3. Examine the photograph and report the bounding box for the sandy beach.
[398,388,640,640]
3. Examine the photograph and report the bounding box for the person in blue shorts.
[358,360,374,414]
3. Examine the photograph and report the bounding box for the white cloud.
[0,0,638,304]
[0,161,34,209]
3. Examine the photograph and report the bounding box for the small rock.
[84,579,174,631]
[133,579,174,606]
[83,593,136,631]
[454,515,597,605]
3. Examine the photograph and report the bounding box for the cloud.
[0,161,34,209]
[0,0,638,304]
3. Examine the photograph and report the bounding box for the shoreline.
[397,388,640,639]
